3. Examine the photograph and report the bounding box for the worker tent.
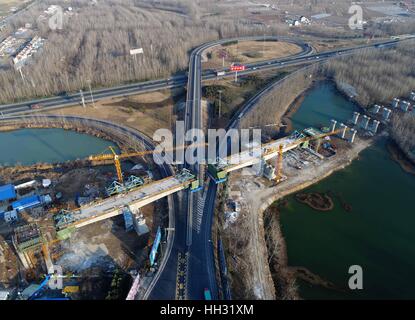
[0,184,16,202]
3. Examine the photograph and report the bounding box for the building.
[4,209,18,223]
[12,195,41,212]
[0,184,16,202]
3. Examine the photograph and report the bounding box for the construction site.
[0,115,184,300]
[214,82,415,299]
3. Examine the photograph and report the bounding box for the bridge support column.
[361,115,370,130]
[349,129,357,143]
[371,120,380,134]
[330,119,337,133]
[339,123,348,139]
[352,112,360,125]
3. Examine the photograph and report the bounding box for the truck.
[204,288,212,300]
[216,71,226,77]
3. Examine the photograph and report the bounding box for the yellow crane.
[89,143,207,184]
[88,146,159,184]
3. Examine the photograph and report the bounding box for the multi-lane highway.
[144,35,411,301]
[1,35,411,300]
[2,36,406,118]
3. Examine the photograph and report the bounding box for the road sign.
[149,226,162,266]
[230,64,245,72]
[130,48,144,55]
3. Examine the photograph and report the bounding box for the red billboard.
[230,64,245,72]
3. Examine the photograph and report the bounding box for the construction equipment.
[269,127,348,183]
[89,143,207,184]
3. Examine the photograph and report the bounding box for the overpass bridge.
[54,169,200,237]
[53,132,311,238]
[208,134,306,182]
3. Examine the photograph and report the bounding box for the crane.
[89,143,207,184]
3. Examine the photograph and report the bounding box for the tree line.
[0,0,290,103]
[323,40,415,107]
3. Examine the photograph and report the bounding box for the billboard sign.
[130,48,144,55]
[230,64,245,72]
[149,227,162,266]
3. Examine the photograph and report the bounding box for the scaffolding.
[106,175,145,196]
[54,210,77,230]
[12,224,43,253]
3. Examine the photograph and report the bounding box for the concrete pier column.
[330,119,337,132]
[352,112,360,125]
[349,129,357,143]
[392,98,400,108]
[383,108,391,121]
[373,105,381,114]
[340,123,348,139]
[371,120,380,134]
[401,101,410,112]
[361,115,370,130]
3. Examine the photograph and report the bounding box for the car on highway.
[30,104,42,110]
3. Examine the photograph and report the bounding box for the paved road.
[0,36,310,116]
[0,37,406,118]
[1,35,408,300]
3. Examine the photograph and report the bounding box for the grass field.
[203,40,302,70]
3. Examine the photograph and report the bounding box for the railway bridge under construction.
[53,125,348,239]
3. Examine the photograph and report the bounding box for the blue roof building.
[0,184,16,202]
[12,195,41,212]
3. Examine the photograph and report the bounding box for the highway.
[1,36,407,118]
[1,35,410,301]
[144,35,412,301]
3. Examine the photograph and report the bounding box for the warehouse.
[0,184,16,202]
[12,195,42,212]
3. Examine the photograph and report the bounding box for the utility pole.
[18,67,25,82]
[87,80,95,108]
[218,90,222,118]
[80,90,86,108]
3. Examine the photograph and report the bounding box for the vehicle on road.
[30,104,42,109]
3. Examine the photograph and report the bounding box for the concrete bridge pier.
[349,129,357,143]
[339,123,348,139]
[361,115,370,130]
[352,112,360,125]
[383,108,392,121]
[371,120,380,134]
[330,119,337,132]
[392,98,400,108]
